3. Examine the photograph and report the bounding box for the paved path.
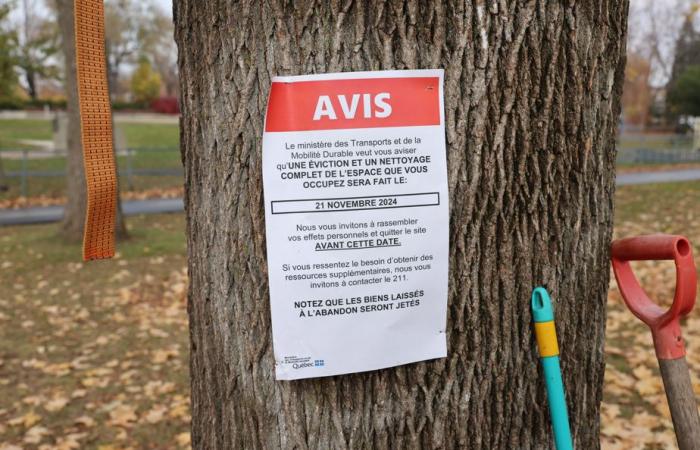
[616,168,700,186]
[2,169,700,226]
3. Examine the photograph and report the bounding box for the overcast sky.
[155,0,172,17]
[10,0,173,21]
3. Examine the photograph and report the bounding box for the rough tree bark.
[175,1,628,448]
[56,0,127,241]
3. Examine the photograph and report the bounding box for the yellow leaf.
[108,403,137,427]
[630,411,657,428]
[23,425,49,444]
[43,362,72,377]
[650,394,672,419]
[45,396,69,412]
[600,402,620,423]
[152,348,178,364]
[115,427,128,440]
[176,432,191,447]
[654,429,677,447]
[22,395,44,406]
[0,444,24,450]
[8,411,41,428]
[81,376,109,388]
[144,405,167,424]
[635,376,663,396]
[71,389,87,399]
[75,415,95,428]
[54,433,86,450]
[632,365,653,380]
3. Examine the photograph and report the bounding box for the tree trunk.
[57,0,127,241]
[105,40,120,102]
[24,68,36,100]
[175,1,628,449]
[21,0,37,101]
[0,154,7,192]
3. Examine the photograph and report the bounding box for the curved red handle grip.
[611,234,696,359]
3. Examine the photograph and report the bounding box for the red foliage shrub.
[150,97,180,115]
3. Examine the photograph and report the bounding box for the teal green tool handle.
[541,355,572,450]
[532,287,573,450]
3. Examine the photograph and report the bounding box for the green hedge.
[0,98,24,110]
[0,98,67,110]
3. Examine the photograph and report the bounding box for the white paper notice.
[262,70,448,380]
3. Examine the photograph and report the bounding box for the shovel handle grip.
[611,234,689,261]
[659,357,700,450]
[611,234,697,359]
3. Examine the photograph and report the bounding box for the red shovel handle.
[611,234,697,359]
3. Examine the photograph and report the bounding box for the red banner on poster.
[265,77,440,132]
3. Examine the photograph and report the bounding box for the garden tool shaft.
[611,234,700,450]
[532,287,573,450]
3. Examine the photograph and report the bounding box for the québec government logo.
[291,359,324,370]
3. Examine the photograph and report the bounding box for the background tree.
[626,0,693,86]
[668,65,700,116]
[669,5,700,84]
[130,58,161,105]
[0,1,17,192]
[104,0,143,99]
[622,53,653,129]
[626,0,697,124]
[104,0,173,100]
[14,0,59,100]
[137,3,178,97]
[0,0,18,102]
[667,4,700,118]
[56,0,127,241]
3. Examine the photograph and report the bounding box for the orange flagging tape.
[74,0,116,260]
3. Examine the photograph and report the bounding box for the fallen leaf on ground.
[144,405,167,424]
[8,410,41,428]
[108,403,137,427]
[24,425,49,444]
[176,432,191,446]
[45,395,69,412]
[75,415,95,428]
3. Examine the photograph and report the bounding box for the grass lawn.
[0,118,181,200]
[120,123,180,150]
[0,120,53,149]
[1,182,700,448]
[0,154,182,200]
[0,119,179,151]
[0,151,181,174]
[0,150,183,200]
[617,133,693,151]
[616,133,698,167]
